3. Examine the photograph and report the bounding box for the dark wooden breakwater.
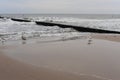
[0,16,4,18]
[11,18,31,22]
[35,21,120,34]
[1,16,120,34]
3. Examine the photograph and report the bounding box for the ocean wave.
[1,17,120,41]
[35,17,120,31]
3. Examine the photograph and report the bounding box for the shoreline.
[1,33,120,46]
[1,33,120,80]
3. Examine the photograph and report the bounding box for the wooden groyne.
[0,16,4,18]
[2,16,120,34]
[36,21,120,34]
[11,18,31,22]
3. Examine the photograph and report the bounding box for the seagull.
[0,37,6,45]
[21,32,27,40]
[88,35,92,45]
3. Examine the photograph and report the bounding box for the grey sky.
[0,0,120,14]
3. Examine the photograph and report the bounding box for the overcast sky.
[0,0,120,14]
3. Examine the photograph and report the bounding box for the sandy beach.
[0,52,92,80]
[1,33,120,80]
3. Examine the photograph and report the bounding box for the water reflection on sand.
[3,34,120,80]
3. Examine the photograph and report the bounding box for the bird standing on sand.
[88,35,92,45]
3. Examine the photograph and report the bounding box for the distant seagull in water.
[0,37,6,45]
[21,32,27,40]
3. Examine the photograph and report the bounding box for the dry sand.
[1,33,120,80]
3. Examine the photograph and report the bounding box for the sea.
[0,14,120,44]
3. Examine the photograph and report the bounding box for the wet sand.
[92,34,120,42]
[0,51,106,80]
[1,34,120,80]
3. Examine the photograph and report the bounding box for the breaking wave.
[0,16,120,41]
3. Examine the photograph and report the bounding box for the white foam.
[36,17,120,31]
[1,17,120,41]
